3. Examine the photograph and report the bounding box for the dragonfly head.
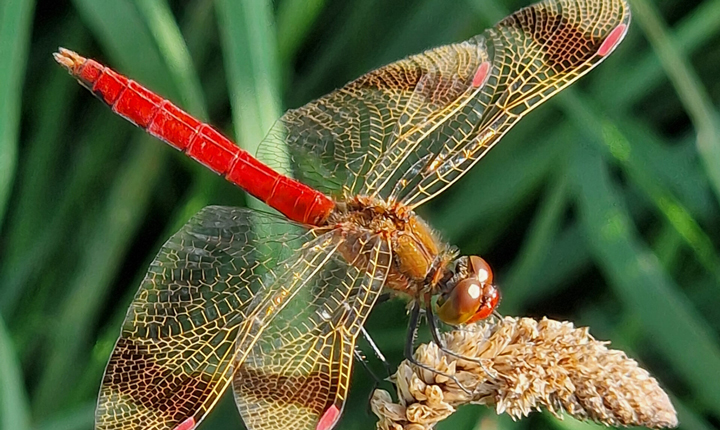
[435,256,499,325]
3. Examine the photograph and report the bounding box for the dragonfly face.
[54,0,631,429]
[436,256,500,325]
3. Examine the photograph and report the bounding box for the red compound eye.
[469,256,493,285]
[466,283,500,324]
[435,278,482,324]
[436,256,500,325]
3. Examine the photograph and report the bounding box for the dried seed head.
[372,317,677,429]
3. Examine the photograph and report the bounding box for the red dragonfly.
[55,0,630,429]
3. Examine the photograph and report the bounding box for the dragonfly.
[55,0,630,429]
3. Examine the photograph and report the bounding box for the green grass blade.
[131,0,219,234]
[573,144,720,417]
[630,0,720,203]
[431,131,563,244]
[33,139,165,416]
[531,223,592,299]
[469,1,718,282]
[215,0,285,204]
[0,313,31,430]
[11,1,720,429]
[0,18,86,315]
[561,92,720,285]
[0,0,36,226]
[378,0,471,63]
[144,0,226,237]
[466,0,508,23]
[181,0,216,66]
[34,403,94,430]
[670,395,718,430]
[502,170,570,313]
[276,0,327,63]
[132,0,207,117]
[653,224,684,270]
[615,122,714,218]
[550,417,605,430]
[34,0,192,414]
[289,0,381,106]
[215,0,282,152]
[70,0,175,95]
[1,108,127,317]
[595,0,720,109]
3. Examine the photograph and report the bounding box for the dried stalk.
[372,317,677,429]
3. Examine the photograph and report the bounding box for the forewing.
[232,234,392,430]
[396,0,631,208]
[95,207,317,430]
[257,0,629,205]
[256,27,489,198]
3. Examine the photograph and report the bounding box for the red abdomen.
[55,49,334,226]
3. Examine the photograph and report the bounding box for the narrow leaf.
[631,0,720,203]
[0,0,36,226]
[0,313,31,430]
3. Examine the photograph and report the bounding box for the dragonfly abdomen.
[54,48,335,226]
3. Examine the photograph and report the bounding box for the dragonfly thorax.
[328,196,456,296]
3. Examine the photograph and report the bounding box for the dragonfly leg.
[425,302,497,380]
[353,346,386,417]
[404,301,421,359]
[375,292,392,306]
[404,302,472,395]
[353,347,384,386]
[360,326,392,378]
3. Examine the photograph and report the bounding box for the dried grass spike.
[372,317,677,429]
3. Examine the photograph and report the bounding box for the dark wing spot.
[236,365,337,415]
[501,3,600,71]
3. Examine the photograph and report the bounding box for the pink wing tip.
[53,48,87,73]
[174,417,196,430]
[471,61,491,88]
[316,405,342,430]
[598,24,628,57]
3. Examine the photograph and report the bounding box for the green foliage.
[1,0,719,429]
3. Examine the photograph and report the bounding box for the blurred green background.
[1,0,719,429]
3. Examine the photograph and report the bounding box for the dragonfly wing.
[232,234,392,430]
[256,29,489,198]
[257,0,629,205]
[389,0,632,208]
[95,206,324,430]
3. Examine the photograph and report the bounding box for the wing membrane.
[95,207,335,430]
[256,33,489,198]
[397,0,631,208]
[232,234,391,430]
[257,0,629,206]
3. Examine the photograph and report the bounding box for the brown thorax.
[328,196,455,297]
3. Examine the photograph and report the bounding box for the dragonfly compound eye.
[465,283,500,323]
[468,255,493,285]
[436,256,500,325]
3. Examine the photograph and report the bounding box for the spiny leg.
[361,325,391,378]
[356,326,392,416]
[404,302,471,394]
[353,347,384,386]
[353,346,385,418]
